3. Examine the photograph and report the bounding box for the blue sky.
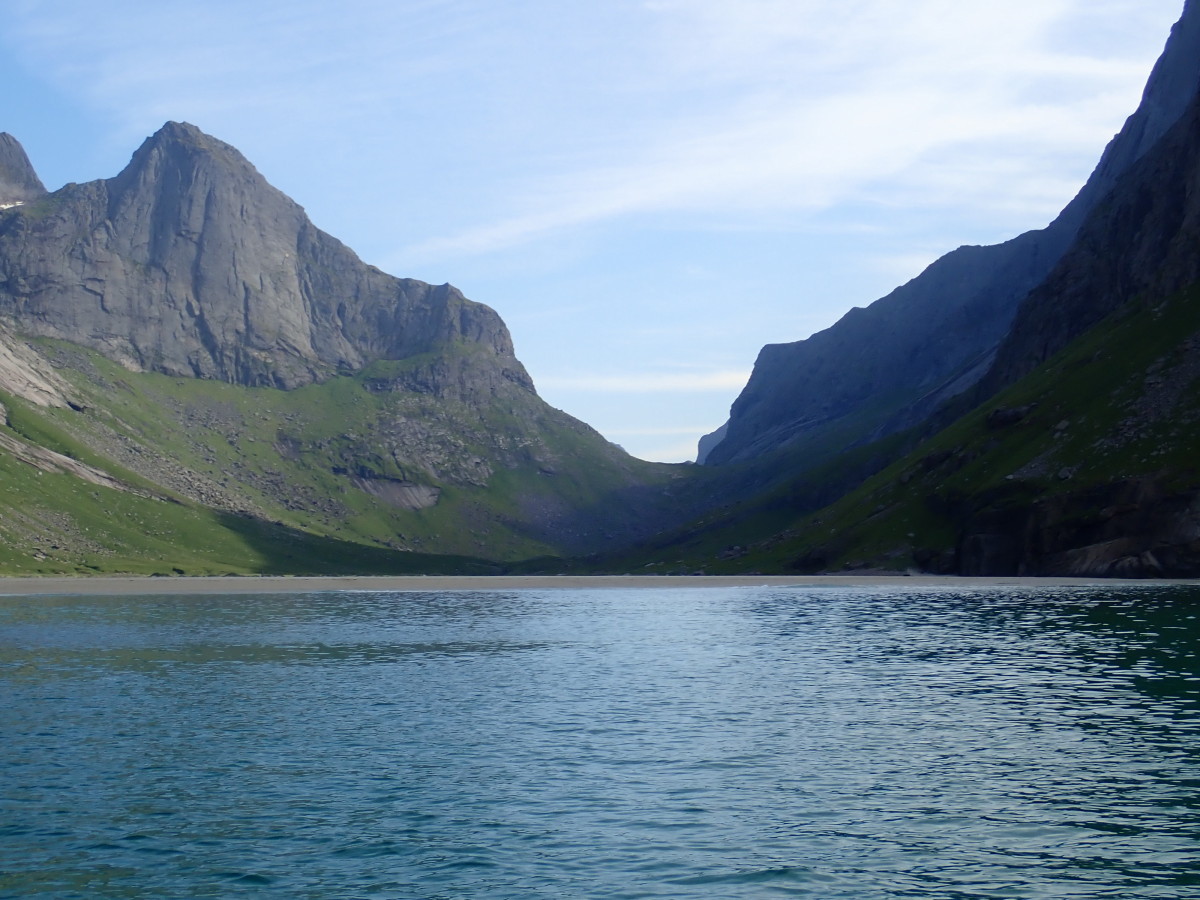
[1,0,1185,461]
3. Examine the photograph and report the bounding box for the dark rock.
[958,533,1023,577]
[695,421,727,464]
[986,405,1034,429]
[912,547,956,574]
[983,87,1200,394]
[952,477,1200,578]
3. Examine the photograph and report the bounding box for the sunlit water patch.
[3,584,1200,898]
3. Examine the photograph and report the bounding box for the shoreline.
[0,573,1192,596]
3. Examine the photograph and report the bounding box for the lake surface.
[3,584,1200,898]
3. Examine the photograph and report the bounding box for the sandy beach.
[0,573,1186,596]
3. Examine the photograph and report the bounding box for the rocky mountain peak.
[0,122,530,393]
[0,133,47,206]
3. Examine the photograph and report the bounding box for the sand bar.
[0,574,1190,596]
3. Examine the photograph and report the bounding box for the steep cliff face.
[707,232,1053,464]
[702,0,1200,467]
[0,122,528,391]
[983,91,1200,392]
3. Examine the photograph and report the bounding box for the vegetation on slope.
[0,339,692,575]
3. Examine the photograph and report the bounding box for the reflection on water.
[2,585,1200,898]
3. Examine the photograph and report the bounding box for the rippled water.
[3,584,1200,898]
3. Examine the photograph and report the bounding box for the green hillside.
[0,339,691,575]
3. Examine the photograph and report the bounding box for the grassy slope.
[0,448,497,576]
[0,340,684,575]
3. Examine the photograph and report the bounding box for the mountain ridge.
[0,121,528,392]
[629,53,1200,578]
[701,0,1200,468]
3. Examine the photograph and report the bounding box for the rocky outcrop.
[695,422,727,464]
[0,324,75,408]
[955,478,1200,578]
[702,0,1200,466]
[0,122,530,392]
[0,429,128,492]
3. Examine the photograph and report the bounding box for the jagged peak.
[105,119,285,223]
[0,132,47,205]
[144,120,233,154]
[113,121,258,181]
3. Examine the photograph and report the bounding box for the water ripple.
[2,584,1200,897]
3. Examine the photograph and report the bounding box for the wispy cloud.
[2,0,1182,462]
[10,0,1179,260]
[391,0,1180,263]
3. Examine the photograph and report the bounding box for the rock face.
[955,478,1200,578]
[0,324,75,409]
[983,90,1200,392]
[702,0,1200,466]
[0,122,531,392]
[774,79,1200,579]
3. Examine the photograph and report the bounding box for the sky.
[0,0,1187,461]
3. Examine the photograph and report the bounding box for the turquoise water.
[2,584,1200,898]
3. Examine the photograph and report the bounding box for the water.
[3,584,1200,898]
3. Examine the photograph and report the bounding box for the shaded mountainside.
[621,84,1200,578]
[0,124,702,575]
[701,0,1200,468]
[984,90,1200,393]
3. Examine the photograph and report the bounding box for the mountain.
[0,122,522,390]
[620,46,1200,579]
[0,124,695,575]
[584,2,1200,577]
[700,0,1200,468]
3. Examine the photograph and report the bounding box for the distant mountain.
[701,0,1200,468]
[0,124,695,574]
